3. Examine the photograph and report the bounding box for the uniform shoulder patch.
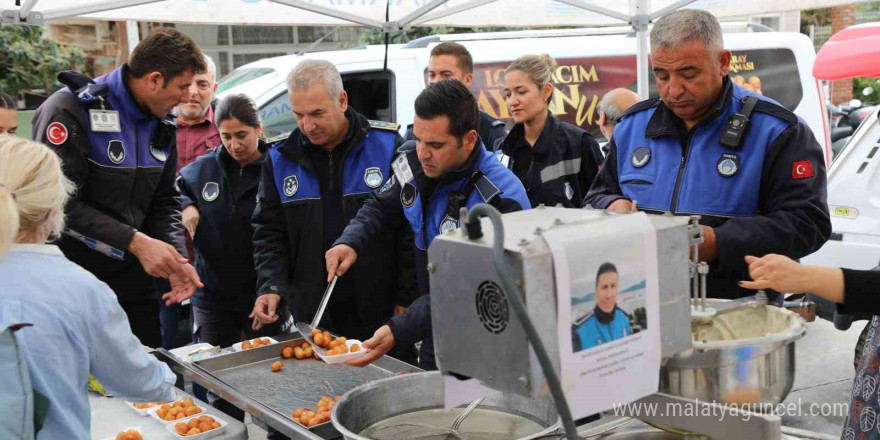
[618,96,661,122]
[369,120,399,131]
[265,131,292,146]
[752,99,798,126]
[474,174,501,203]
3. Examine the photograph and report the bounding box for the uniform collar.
[502,112,556,156]
[217,138,269,169]
[645,76,733,139]
[104,64,171,122]
[9,243,64,256]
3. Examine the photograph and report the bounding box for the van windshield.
[217,68,275,94]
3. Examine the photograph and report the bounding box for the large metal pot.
[661,300,807,406]
[331,371,561,440]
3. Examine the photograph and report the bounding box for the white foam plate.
[147,402,206,425]
[100,427,145,440]
[230,337,278,352]
[168,343,220,363]
[316,339,366,364]
[164,414,228,440]
[125,400,166,416]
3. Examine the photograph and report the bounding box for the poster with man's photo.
[543,213,661,418]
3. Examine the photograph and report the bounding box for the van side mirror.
[850,99,863,108]
[863,87,874,97]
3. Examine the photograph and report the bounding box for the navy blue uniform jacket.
[177,142,267,312]
[585,78,831,299]
[334,140,531,370]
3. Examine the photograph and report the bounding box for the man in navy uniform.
[585,10,830,300]
[325,80,531,370]
[32,28,205,347]
[250,60,418,345]
[573,263,632,351]
[404,42,507,152]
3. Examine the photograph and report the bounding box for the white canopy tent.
[0,0,869,98]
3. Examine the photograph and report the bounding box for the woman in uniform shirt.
[178,93,272,349]
[499,54,603,208]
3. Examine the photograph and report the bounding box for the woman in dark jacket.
[741,254,879,440]
[177,93,270,346]
[498,53,603,208]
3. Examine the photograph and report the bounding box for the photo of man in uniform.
[572,262,633,351]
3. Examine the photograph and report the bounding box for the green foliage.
[358,26,523,45]
[853,77,880,105]
[0,25,86,96]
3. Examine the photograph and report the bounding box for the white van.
[217,25,830,159]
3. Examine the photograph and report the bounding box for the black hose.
[465,204,579,440]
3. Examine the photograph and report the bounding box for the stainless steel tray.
[158,334,419,440]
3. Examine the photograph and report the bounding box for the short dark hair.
[596,262,618,285]
[430,42,474,75]
[414,80,478,140]
[215,94,261,129]
[128,27,206,84]
[0,91,15,110]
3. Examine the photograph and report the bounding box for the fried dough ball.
[270,361,283,372]
[732,75,745,85]
[303,346,313,358]
[351,344,361,352]
[185,428,201,436]
[185,405,202,416]
[241,340,252,350]
[282,347,294,359]
[311,329,321,337]
[292,408,305,419]
[175,423,189,435]
[314,333,325,347]
[187,419,200,429]
[115,429,143,440]
[133,402,162,409]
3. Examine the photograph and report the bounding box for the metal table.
[88,387,247,440]
[156,333,419,440]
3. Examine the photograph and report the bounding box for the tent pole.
[633,0,650,99]
[126,20,140,55]
[397,0,449,29]
[18,0,40,19]
[41,0,164,21]
[411,0,500,26]
[268,0,385,29]
[649,0,697,21]
[552,0,630,23]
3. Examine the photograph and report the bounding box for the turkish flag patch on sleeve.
[792,161,814,179]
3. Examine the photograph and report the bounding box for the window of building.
[232,26,296,45]
[750,15,781,31]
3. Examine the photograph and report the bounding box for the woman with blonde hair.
[498,53,603,208]
[0,137,175,439]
